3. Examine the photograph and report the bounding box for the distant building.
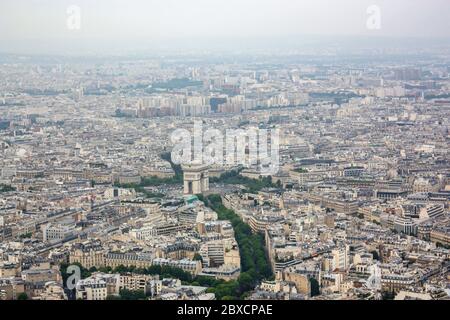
[76,273,120,300]
[42,223,76,243]
[430,225,450,247]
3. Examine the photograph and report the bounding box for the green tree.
[98,266,113,273]
[193,253,203,262]
[118,289,147,300]
[371,250,380,261]
[0,184,16,192]
[310,278,320,297]
[17,292,29,300]
[382,291,395,300]
[237,272,254,293]
[204,194,273,298]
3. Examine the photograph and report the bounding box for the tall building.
[331,246,349,271]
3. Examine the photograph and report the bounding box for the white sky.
[1,0,449,54]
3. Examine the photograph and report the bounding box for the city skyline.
[0,0,449,308]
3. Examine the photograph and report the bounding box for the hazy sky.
[1,0,449,54]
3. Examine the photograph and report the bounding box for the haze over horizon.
[1,0,450,55]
